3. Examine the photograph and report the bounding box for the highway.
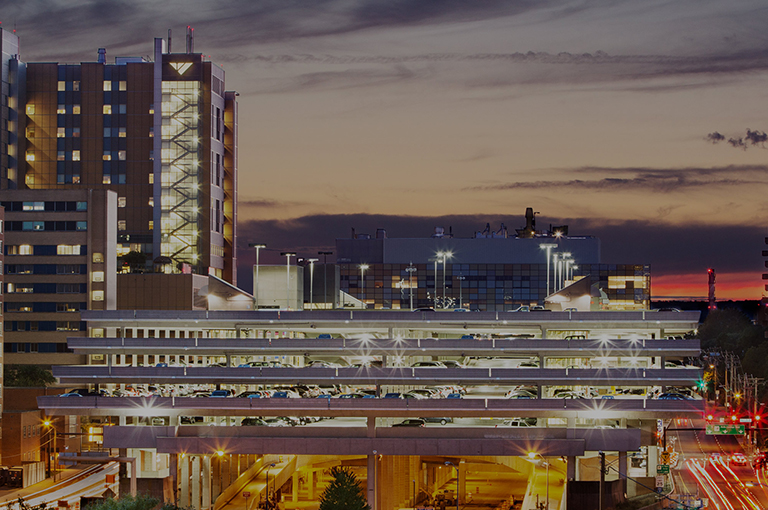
[0,463,119,509]
[669,420,768,510]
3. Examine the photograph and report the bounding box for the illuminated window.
[57,127,66,138]
[58,81,66,91]
[57,321,81,331]
[148,174,154,184]
[103,81,111,91]
[73,105,81,114]
[148,197,154,207]
[149,127,154,138]
[117,220,126,231]
[73,128,80,137]
[103,152,111,161]
[119,81,127,91]
[57,245,81,255]
[102,175,111,184]
[119,127,126,138]
[92,271,104,282]
[73,81,80,91]
[26,126,35,138]
[93,253,104,263]
[118,150,126,161]
[57,104,66,114]
[25,151,35,162]
[26,105,35,115]
[118,197,126,208]
[148,220,153,230]
[57,151,65,161]
[22,221,44,231]
[149,104,154,114]
[57,303,80,312]
[22,202,44,211]
[103,105,112,114]
[92,290,104,302]
[72,150,80,161]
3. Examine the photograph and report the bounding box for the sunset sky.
[8,1,768,299]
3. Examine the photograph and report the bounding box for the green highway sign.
[657,465,670,474]
[706,424,745,435]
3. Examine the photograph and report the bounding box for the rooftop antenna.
[168,29,172,54]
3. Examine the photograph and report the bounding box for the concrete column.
[169,454,178,506]
[309,470,315,500]
[119,416,127,426]
[458,462,468,504]
[192,456,201,510]
[367,454,377,510]
[212,456,221,502]
[567,457,576,480]
[180,456,191,509]
[367,417,376,438]
[202,455,212,510]
[292,471,299,502]
[618,452,627,491]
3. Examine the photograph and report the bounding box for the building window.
[148,220,153,230]
[56,303,80,312]
[93,253,104,263]
[149,127,154,138]
[102,175,111,184]
[56,321,81,331]
[57,265,81,274]
[26,105,35,115]
[118,150,126,161]
[92,271,104,282]
[73,150,80,161]
[103,81,111,91]
[57,151,65,161]
[119,80,127,91]
[117,220,126,231]
[22,221,44,231]
[57,245,81,255]
[22,202,45,211]
[58,81,66,91]
[73,81,80,91]
[103,152,111,161]
[25,151,35,162]
[57,127,66,138]
[76,221,87,231]
[26,126,35,138]
[118,197,126,208]
[119,127,127,138]
[56,284,80,294]
[8,284,33,293]
[103,105,112,114]
[119,104,126,114]
[92,290,104,302]
[7,245,33,255]
[57,104,66,114]
[73,105,81,114]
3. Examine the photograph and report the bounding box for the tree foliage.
[319,466,371,510]
[4,365,56,387]
[697,309,763,356]
[119,251,147,274]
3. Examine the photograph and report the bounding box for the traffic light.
[756,415,762,422]
[706,414,714,421]
[698,380,707,391]
[731,414,738,422]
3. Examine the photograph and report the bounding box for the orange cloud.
[652,272,763,300]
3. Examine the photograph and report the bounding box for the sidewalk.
[0,465,92,506]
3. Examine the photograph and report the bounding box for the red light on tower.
[756,415,762,422]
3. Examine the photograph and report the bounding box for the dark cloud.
[745,129,768,146]
[465,165,768,193]
[240,199,295,209]
[706,132,725,143]
[235,213,761,292]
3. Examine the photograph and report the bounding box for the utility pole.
[599,451,605,510]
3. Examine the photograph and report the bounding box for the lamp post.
[457,274,465,309]
[528,452,549,510]
[560,252,571,290]
[43,419,57,481]
[444,461,459,510]
[434,254,442,308]
[318,251,333,309]
[249,243,267,310]
[406,264,417,311]
[359,264,369,308]
[552,253,559,292]
[539,243,557,297]
[280,252,296,310]
[442,252,452,306]
[307,258,319,310]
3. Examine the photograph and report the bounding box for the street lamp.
[266,462,276,510]
[406,264,417,311]
[456,274,465,309]
[560,253,571,290]
[442,252,452,306]
[444,461,459,510]
[318,251,333,309]
[434,253,443,308]
[43,419,57,481]
[359,264,369,308]
[539,243,557,297]
[528,452,549,510]
[280,252,296,310]
[307,258,319,310]
[248,243,266,310]
[552,253,560,292]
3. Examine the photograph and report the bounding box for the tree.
[697,309,763,356]
[4,365,56,387]
[319,466,371,510]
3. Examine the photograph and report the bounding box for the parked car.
[503,418,537,427]
[384,392,405,399]
[393,419,426,427]
[59,392,83,398]
[209,390,231,398]
[241,417,268,426]
[441,360,466,369]
[657,392,692,400]
[236,391,264,398]
[420,417,453,425]
[411,361,447,368]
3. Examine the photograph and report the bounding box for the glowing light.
[528,452,537,459]
[216,450,225,457]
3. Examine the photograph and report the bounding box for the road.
[669,420,768,510]
[0,463,119,509]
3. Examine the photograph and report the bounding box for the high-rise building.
[14,31,237,284]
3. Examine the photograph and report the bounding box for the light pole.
[528,452,549,510]
[266,462,276,510]
[434,254,442,308]
[43,419,57,481]
[457,274,465,309]
[540,243,557,297]
[406,264,417,311]
[552,253,559,292]
[249,243,266,310]
[444,461,459,510]
[560,253,571,290]
[359,264,369,308]
[442,252,452,307]
[280,252,296,310]
[307,258,319,310]
[318,251,333,309]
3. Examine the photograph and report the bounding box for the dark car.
[413,308,436,312]
[657,392,692,400]
[241,417,268,426]
[393,419,426,427]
